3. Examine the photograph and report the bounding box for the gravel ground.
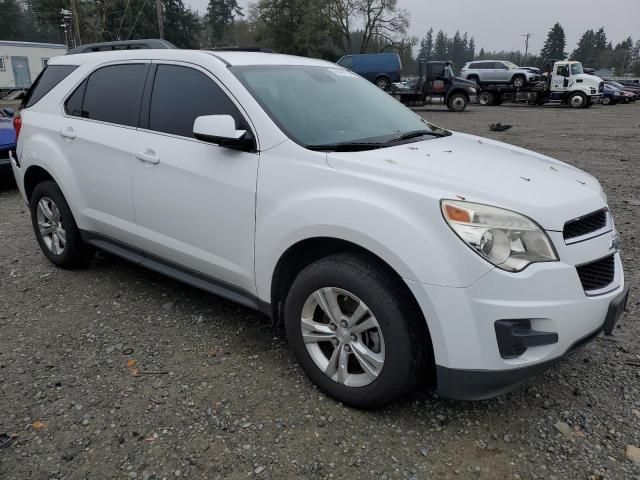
[1,102,639,480]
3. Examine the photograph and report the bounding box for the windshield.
[231,65,445,148]
[504,61,518,69]
[570,63,584,75]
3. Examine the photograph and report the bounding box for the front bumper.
[435,284,629,400]
[405,224,627,400]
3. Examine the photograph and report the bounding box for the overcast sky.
[185,0,639,53]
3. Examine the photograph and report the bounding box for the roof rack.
[67,39,176,55]
[210,47,275,53]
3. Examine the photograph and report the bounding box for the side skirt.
[80,230,271,315]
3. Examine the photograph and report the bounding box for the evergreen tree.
[540,22,566,60]
[433,30,447,60]
[0,0,24,40]
[417,28,433,60]
[206,0,243,46]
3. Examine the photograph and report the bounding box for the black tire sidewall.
[284,255,422,409]
[30,181,90,268]
[447,93,467,111]
[376,77,390,90]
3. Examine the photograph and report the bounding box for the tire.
[512,75,526,88]
[447,93,468,112]
[601,97,611,106]
[478,91,494,106]
[284,253,426,409]
[568,92,588,109]
[30,180,94,268]
[375,76,391,90]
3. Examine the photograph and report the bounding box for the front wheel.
[447,93,468,112]
[568,92,588,108]
[284,254,426,409]
[30,180,94,268]
[601,97,611,105]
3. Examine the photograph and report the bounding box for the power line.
[127,0,150,40]
[116,0,131,40]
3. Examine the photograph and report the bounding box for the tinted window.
[24,65,78,108]
[81,64,148,127]
[494,62,508,69]
[148,64,246,138]
[64,79,86,117]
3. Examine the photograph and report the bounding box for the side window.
[64,79,86,117]
[477,62,490,69]
[494,62,508,70]
[339,57,354,69]
[148,64,247,139]
[80,64,148,127]
[23,65,78,108]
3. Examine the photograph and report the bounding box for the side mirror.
[193,115,255,151]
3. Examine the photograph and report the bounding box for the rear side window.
[339,57,354,69]
[73,64,148,127]
[148,64,246,138]
[23,65,78,108]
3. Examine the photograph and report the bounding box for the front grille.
[563,209,608,241]
[576,255,615,292]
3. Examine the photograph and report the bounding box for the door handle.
[135,150,160,165]
[59,127,76,139]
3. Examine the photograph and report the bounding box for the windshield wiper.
[305,142,386,152]
[387,129,449,143]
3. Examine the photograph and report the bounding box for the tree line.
[1,0,639,75]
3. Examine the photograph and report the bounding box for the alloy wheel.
[300,287,385,388]
[36,196,67,255]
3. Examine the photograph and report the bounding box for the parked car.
[11,50,628,409]
[336,53,401,90]
[460,60,541,87]
[0,109,17,176]
[605,81,639,101]
[601,83,624,105]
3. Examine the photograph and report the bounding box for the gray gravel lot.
[1,102,639,480]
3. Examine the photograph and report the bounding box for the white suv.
[461,60,541,87]
[11,50,628,408]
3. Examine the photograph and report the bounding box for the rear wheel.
[375,76,391,90]
[568,92,588,108]
[284,254,426,409]
[478,91,494,106]
[30,181,94,268]
[447,93,468,112]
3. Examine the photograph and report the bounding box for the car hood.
[0,118,16,148]
[454,76,476,87]
[574,73,601,85]
[325,132,606,231]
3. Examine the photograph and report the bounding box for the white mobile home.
[0,40,68,92]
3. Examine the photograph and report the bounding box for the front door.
[552,64,570,92]
[131,63,259,294]
[11,57,31,87]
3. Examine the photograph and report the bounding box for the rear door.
[130,62,259,294]
[491,62,509,83]
[61,62,149,243]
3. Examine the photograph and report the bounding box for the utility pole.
[70,0,81,46]
[522,33,533,65]
[156,0,164,40]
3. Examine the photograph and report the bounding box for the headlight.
[614,92,620,96]
[441,200,558,272]
[469,87,477,93]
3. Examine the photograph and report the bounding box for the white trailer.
[0,40,68,95]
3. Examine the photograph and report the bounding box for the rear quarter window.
[23,65,78,108]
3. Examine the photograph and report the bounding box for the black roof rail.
[67,39,177,55]
[210,47,275,53]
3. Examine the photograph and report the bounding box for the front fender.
[254,145,493,303]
